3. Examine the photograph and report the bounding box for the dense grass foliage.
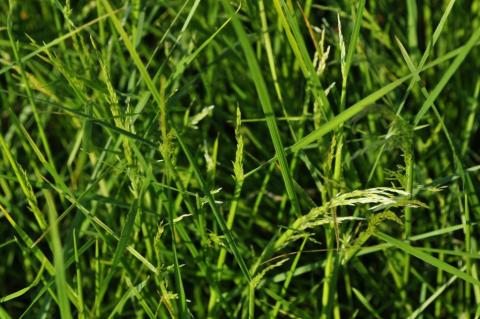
[1,0,479,318]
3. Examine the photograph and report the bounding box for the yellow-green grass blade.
[44,191,73,319]
[0,9,121,76]
[290,74,412,153]
[0,263,45,303]
[273,0,332,117]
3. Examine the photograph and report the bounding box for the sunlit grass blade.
[290,74,412,153]
[407,270,459,319]
[376,232,480,286]
[44,191,73,319]
[0,9,122,75]
[1,1,479,317]
[352,287,382,319]
[0,263,45,303]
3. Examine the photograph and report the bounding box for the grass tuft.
[1,1,479,318]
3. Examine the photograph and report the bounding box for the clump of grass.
[1,0,479,318]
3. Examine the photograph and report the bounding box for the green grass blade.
[376,232,480,286]
[220,0,302,217]
[290,74,412,152]
[407,271,459,319]
[44,191,73,319]
[273,0,332,117]
[414,22,480,125]
[0,10,120,76]
[0,264,45,303]
[174,128,251,282]
[352,287,382,319]
[340,0,366,110]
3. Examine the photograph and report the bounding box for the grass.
[0,0,479,318]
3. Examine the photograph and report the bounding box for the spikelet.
[273,187,424,252]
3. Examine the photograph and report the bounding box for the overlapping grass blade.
[220,0,302,217]
[376,232,480,286]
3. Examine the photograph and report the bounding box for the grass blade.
[290,74,412,152]
[376,232,480,286]
[220,0,302,217]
